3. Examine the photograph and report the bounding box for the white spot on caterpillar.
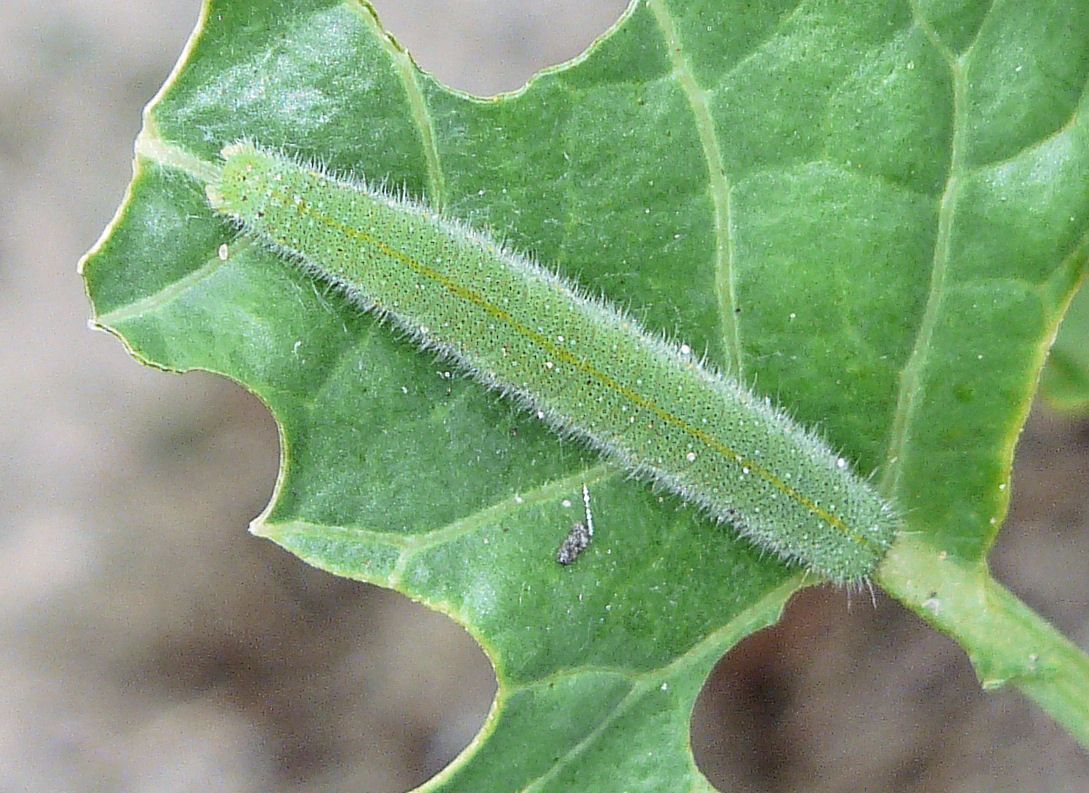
[218,243,229,261]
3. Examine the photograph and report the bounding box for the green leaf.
[81,0,1089,788]
[1042,282,1089,412]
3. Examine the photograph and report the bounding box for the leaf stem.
[877,535,1089,750]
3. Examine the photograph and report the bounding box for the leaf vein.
[354,0,446,208]
[646,0,741,371]
[391,464,615,581]
[881,28,966,495]
[965,70,1089,176]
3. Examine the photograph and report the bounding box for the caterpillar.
[206,142,899,584]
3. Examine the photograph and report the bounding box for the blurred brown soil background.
[2,1,1087,790]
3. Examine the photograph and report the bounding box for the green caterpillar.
[207,142,899,584]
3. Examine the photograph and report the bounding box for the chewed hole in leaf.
[355,592,498,791]
[269,587,498,791]
[689,588,903,790]
[368,0,628,94]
